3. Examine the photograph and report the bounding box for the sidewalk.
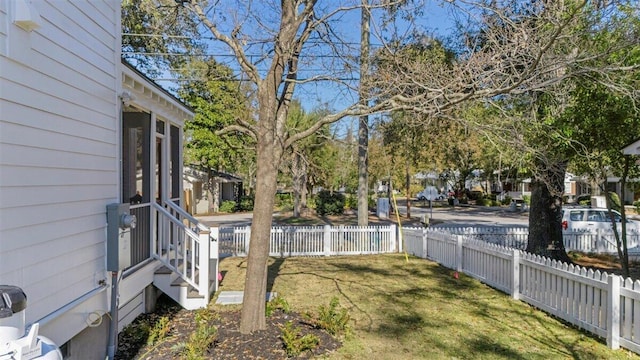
[197,212,255,227]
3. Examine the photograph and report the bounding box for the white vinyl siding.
[0,3,7,55]
[0,0,119,346]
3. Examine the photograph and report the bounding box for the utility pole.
[357,0,370,226]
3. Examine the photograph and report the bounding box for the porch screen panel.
[129,205,150,266]
[122,113,151,203]
[123,112,152,268]
[170,125,180,201]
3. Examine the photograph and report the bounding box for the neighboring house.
[623,138,640,156]
[498,172,582,201]
[183,166,243,215]
[621,139,640,203]
[571,173,637,205]
[604,176,638,204]
[1,2,217,359]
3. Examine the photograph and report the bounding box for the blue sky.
[291,1,460,133]
[305,2,458,111]
[146,1,460,133]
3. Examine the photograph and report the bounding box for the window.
[586,211,605,222]
[569,211,583,221]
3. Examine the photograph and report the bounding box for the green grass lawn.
[215,254,640,360]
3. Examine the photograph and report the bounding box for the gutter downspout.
[106,271,119,360]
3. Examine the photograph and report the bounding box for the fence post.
[209,227,220,292]
[390,224,397,253]
[456,235,463,272]
[245,226,251,256]
[198,229,211,298]
[323,225,331,256]
[511,249,520,300]
[607,274,620,349]
[422,227,428,259]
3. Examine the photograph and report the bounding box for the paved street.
[397,202,530,228]
[196,203,529,229]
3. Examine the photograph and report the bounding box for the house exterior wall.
[0,0,120,354]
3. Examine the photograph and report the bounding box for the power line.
[152,77,359,82]
[122,51,359,59]
[121,32,382,47]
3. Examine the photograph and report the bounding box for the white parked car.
[561,208,640,233]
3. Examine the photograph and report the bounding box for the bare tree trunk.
[609,156,631,277]
[293,151,303,217]
[405,159,411,218]
[357,0,370,226]
[301,159,308,211]
[212,180,220,213]
[239,145,279,333]
[526,161,571,263]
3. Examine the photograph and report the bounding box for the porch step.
[170,275,203,299]
[153,265,212,310]
[155,265,172,275]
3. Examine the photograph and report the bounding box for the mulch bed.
[115,295,342,359]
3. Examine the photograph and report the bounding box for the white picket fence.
[216,223,640,354]
[403,227,640,353]
[433,226,640,254]
[218,224,397,257]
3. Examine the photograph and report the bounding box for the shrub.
[634,200,640,214]
[280,321,319,357]
[305,297,350,337]
[219,200,236,213]
[275,192,293,210]
[476,198,490,206]
[315,190,345,216]
[344,194,358,210]
[173,308,217,360]
[237,195,254,211]
[368,195,376,210]
[501,196,512,206]
[266,296,291,317]
[522,195,531,205]
[307,196,316,209]
[147,316,171,346]
[120,320,150,349]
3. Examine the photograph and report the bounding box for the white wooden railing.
[218,225,397,257]
[153,201,215,299]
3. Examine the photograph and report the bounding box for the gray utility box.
[377,198,390,219]
[106,203,136,271]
